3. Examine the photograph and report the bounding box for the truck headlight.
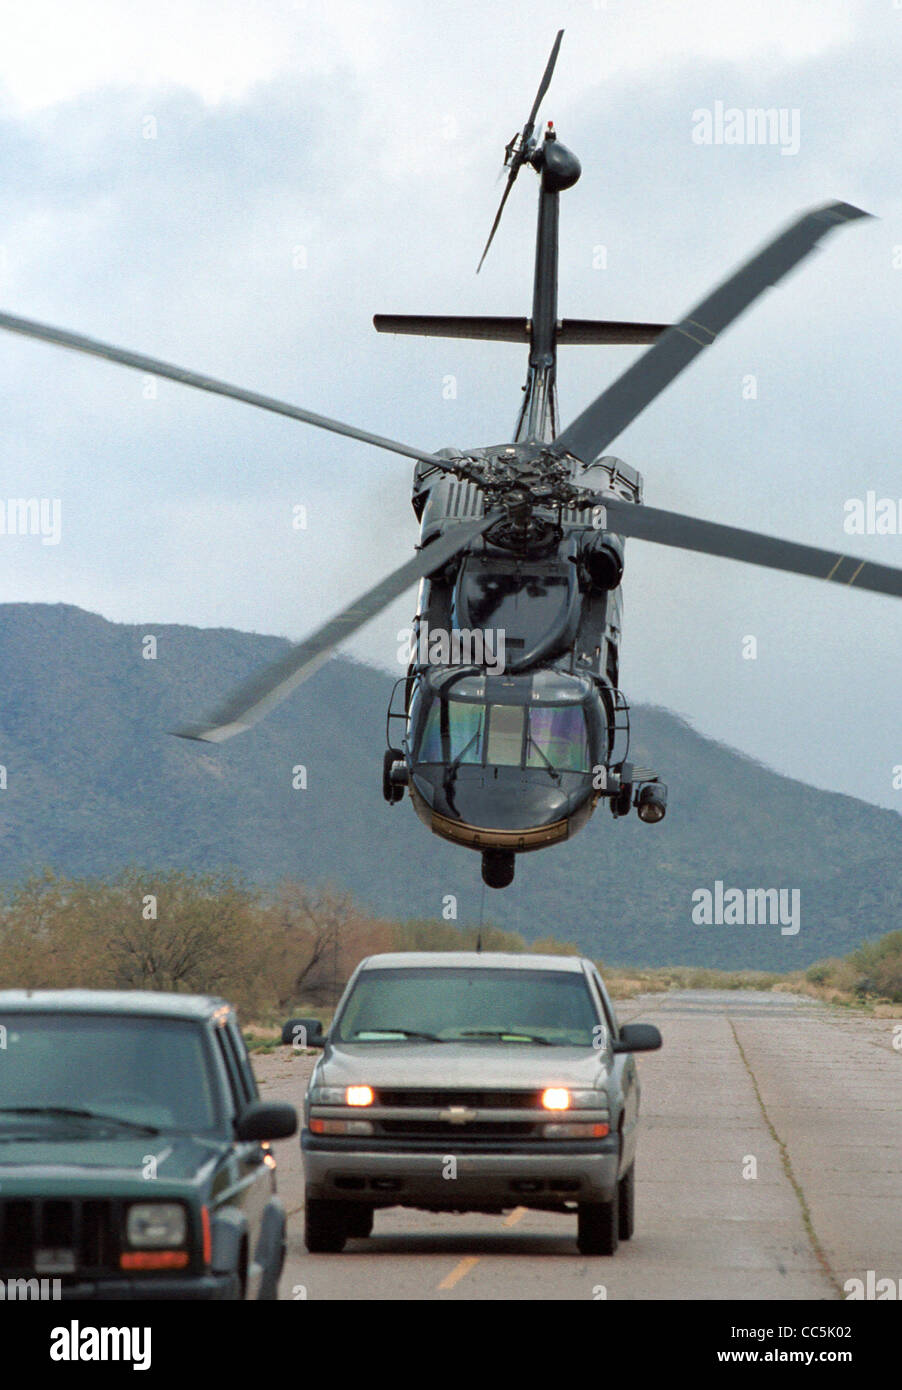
[309,1085,375,1106]
[125,1203,187,1248]
[568,1090,609,1110]
[309,1086,346,1104]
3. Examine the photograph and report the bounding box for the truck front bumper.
[302,1133,619,1209]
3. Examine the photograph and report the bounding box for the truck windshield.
[336,968,599,1047]
[0,1014,222,1133]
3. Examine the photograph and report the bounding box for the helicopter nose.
[411,765,580,831]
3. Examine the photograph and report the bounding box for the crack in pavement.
[728,1016,842,1299]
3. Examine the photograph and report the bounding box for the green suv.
[0,990,297,1299]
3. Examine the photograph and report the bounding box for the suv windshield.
[0,1014,222,1134]
[336,968,599,1047]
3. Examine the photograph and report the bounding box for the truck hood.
[319,1041,610,1091]
[0,1134,222,1193]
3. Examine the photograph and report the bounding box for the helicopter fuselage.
[383,444,666,886]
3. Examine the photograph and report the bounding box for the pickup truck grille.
[379,1120,539,1139]
[0,1198,119,1278]
[376,1089,543,1109]
[367,1089,549,1142]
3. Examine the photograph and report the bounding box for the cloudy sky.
[0,0,900,810]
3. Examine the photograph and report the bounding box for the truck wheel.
[304,1197,347,1253]
[577,1198,619,1256]
[345,1204,374,1239]
[618,1163,635,1240]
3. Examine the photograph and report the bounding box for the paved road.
[255,990,902,1301]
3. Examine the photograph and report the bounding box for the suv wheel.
[304,1197,348,1253]
[345,1204,374,1239]
[618,1163,635,1240]
[577,1198,619,1256]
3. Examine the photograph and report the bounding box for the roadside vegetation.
[0,871,899,1035]
[794,929,902,1011]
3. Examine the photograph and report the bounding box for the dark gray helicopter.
[1,30,899,889]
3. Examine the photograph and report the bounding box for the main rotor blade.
[524,28,564,140]
[174,511,503,743]
[598,496,902,599]
[552,201,872,463]
[0,309,448,469]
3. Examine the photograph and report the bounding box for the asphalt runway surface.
[254,990,901,1301]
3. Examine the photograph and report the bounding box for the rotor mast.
[514,124,581,443]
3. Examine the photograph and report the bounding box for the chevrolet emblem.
[440,1106,478,1124]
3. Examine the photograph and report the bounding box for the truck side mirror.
[235,1100,298,1142]
[281,1017,325,1048]
[612,1023,662,1054]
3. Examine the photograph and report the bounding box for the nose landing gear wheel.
[481,849,515,888]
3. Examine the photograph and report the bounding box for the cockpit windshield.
[414,673,594,774]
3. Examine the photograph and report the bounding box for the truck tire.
[618,1162,635,1240]
[304,1197,348,1253]
[345,1204,374,1239]
[577,1198,619,1256]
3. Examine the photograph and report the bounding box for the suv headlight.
[125,1203,187,1248]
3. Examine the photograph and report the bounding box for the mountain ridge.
[0,601,898,970]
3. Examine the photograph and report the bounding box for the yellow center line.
[436,1209,528,1289]
[435,1209,528,1289]
[438,1256,480,1290]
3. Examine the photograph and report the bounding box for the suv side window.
[225,1019,258,1103]
[213,1026,248,1121]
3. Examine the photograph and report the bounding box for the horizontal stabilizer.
[375,315,530,341]
[558,319,669,345]
[374,315,669,344]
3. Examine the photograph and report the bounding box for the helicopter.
[0,31,900,890]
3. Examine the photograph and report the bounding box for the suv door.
[211,1017,271,1293]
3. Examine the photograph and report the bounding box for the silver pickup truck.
[288,951,661,1255]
